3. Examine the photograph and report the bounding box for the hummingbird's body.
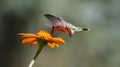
[44,14,89,36]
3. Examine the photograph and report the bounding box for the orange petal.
[47,42,59,48]
[48,42,55,48]
[54,43,59,47]
[19,33,37,37]
[21,38,36,44]
[30,41,37,46]
[50,38,65,43]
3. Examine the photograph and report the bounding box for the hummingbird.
[44,14,90,36]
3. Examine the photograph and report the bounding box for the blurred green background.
[0,0,120,67]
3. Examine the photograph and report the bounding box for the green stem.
[33,44,45,60]
[29,39,47,67]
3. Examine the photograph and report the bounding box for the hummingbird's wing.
[44,14,63,23]
[44,13,68,27]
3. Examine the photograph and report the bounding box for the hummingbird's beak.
[82,28,90,31]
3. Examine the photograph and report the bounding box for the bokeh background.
[0,0,120,67]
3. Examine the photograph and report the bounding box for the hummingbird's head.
[72,27,90,33]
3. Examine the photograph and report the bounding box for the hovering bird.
[44,14,90,36]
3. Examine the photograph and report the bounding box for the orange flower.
[19,30,65,48]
